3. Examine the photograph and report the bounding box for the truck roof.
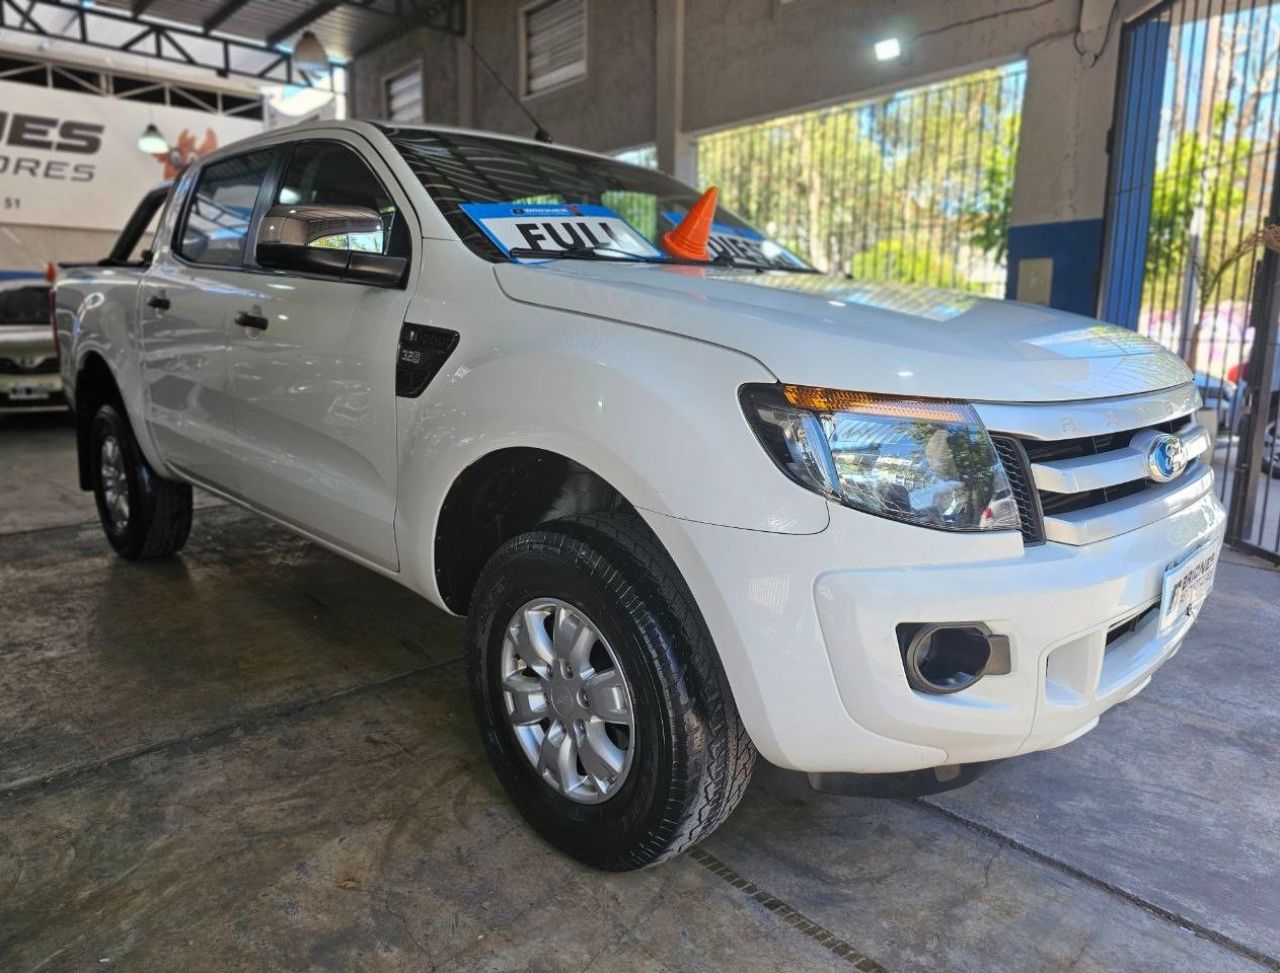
[198,118,626,170]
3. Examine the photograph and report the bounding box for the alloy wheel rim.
[500,598,636,804]
[99,435,130,530]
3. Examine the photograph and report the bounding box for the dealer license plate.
[1160,543,1218,634]
[8,384,51,402]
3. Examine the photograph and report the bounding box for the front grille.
[989,410,1205,546]
[1105,603,1160,648]
[990,435,1044,544]
[0,356,57,374]
[1037,478,1150,516]
[1019,418,1182,464]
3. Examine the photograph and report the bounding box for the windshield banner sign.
[661,212,807,269]
[460,203,662,260]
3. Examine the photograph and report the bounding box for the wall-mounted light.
[137,123,169,154]
[874,37,904,62]
[292,31,330,72]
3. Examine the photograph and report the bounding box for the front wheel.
[466,513,755,870]
[90,403,193,560]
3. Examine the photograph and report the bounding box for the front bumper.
[0,372,63,408]
[0,326,62,408]
[644,486,1225,773]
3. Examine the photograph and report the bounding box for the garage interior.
[3,1,1280,971]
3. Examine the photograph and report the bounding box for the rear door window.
[176,149,274,267]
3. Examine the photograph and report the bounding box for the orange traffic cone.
[661,187,718,261]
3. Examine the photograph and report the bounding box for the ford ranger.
[55,120,1224,870]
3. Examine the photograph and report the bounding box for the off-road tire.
[90,403,193,560]
[466,512,756,870]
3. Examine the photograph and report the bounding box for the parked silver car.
[0,278,61,410]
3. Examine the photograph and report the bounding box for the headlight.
[741,383,1020,532]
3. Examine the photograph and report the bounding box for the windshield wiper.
[507,245,664,263]
[709,252,821,273]
[507,244,820,273]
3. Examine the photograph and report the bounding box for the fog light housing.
[897,623,1009,694]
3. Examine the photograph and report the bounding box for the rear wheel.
[466,513,755,870]
[90,403,192,559]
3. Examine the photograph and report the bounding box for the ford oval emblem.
[1146,433,1188,483]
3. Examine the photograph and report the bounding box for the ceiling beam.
[0,0,335,87]
[265,0,342,47]
[354,0,466,53]
[202,0,254,34]
[0,0,467,76]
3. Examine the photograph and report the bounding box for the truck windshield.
[0,284,48,326]
[380,126,812,271]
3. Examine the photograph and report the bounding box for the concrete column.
[655,0,695,181]
[456,39,475,127]
[454,0,474,127]
[1005,26,1122,315]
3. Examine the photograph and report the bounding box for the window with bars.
[385,66,423,124]
[695,63,1028,296]
[522,0,587,97]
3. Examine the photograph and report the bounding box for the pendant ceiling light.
[292,31,330,72]
[137,123,169,154]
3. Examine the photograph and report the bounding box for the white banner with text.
[0,80,262,232]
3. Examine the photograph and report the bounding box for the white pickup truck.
[56,120,1224,870]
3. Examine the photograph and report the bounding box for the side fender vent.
[396,323,459,398]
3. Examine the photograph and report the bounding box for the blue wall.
[1005,218,1106,318]
[1002,19,1169,326]
[1098,17,1170,329]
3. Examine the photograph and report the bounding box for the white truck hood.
[493,262,1192,403]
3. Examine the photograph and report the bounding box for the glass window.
[613,145,657,169]
[380,127,812,270]
[274,141,409,258]
[176,149,273,266]
[523,0,587,95]
[385,67,423,123]
[0,283,48,326]
[128,203,164,264]
[107,187,168,266]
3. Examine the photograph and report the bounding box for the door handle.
[146,295,170,311]
[235,310,269,330]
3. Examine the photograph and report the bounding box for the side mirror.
[255,204,407,287]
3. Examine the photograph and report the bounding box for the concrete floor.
[2,410,1279,973]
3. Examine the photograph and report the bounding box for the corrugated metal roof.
[93,0,461,61]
